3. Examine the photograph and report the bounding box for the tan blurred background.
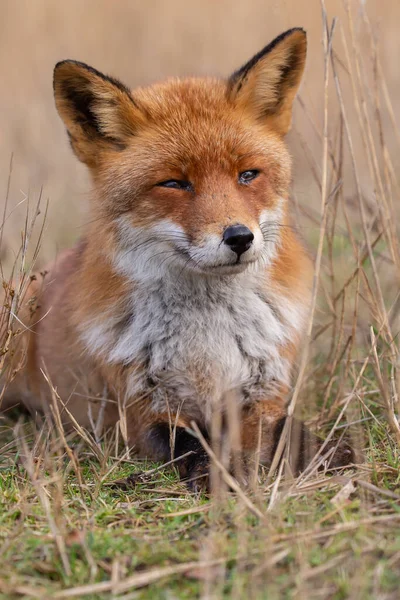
[1,0,399,264]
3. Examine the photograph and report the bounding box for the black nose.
[223,224,254,257]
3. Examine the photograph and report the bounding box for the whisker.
[143,249,178,270]
[117,238,164,262]
[176,255,194,282]
[117,235,189,262]
[259,222,297,233]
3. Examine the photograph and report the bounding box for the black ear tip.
[53,60,98,94]
[54,60,78,89]
[294,27,307,43]
[281,28,307,55]
[278,27,307,44]
[285,27,306,36]
[53,61,69,91]
[54,59,71,71]
[54,59,93,76]
[52,60,133,99]
[54,60,69,79]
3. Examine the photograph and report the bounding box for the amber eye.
[157,180,194,192]
[238,170,260,184]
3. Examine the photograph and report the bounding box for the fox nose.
[223,224,254,257]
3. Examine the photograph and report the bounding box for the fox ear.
[228,28,307,136]
[53,60,145,166]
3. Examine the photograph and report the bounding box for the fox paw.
[178,449,210,493]
[146,423,210,493]
[324,438,354,469]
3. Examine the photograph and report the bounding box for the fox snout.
[223,224,255,258]
[175,215,272,276]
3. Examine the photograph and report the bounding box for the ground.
[0,417,400,599]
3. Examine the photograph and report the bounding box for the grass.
[0,422,400,599]
[1,1,400,599]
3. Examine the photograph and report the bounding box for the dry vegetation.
[1,1,400,598]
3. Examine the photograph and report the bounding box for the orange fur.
[1,29,352,488]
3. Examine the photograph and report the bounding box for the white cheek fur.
[112,198,285,281]
[112,217,189,283]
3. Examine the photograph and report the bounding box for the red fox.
[2,29,352,488]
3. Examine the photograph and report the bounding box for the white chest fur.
[82,272,305,422]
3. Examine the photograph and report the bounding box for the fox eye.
[157,180,194,192]
[238,170,260,184]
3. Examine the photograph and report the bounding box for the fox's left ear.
[228,28,307,136]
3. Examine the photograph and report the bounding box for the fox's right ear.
[228,28,307,136]
[53,60,145,167]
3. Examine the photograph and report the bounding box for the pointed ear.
[228,28,307,136]
[53,60,145,167]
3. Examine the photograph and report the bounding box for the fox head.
[54,28,306,279]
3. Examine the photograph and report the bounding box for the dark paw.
[285,419,354,474]
[173,428,210,493]
[146,423,210,493]
[179,450,210,493]
[324,438,354,469]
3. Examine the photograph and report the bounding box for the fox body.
[2,29,351,486]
